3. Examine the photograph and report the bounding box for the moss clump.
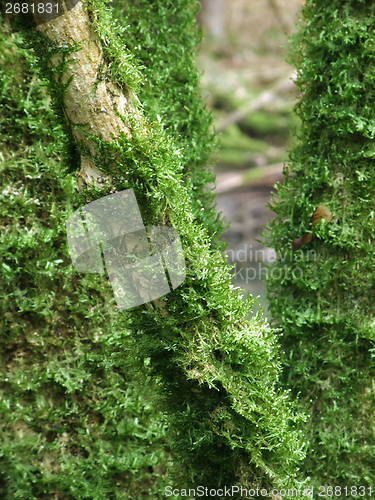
[0,22,172,499]
[262,0,375,492]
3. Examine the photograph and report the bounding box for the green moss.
[216,123,284,168]
[262,0,375,492]
[239,110,301,144]
[0,23,170,499]
[220,124,269,153]
[1,1,308,497]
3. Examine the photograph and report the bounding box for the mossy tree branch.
[34,0,138,191]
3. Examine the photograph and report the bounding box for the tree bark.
[36,1,134,191]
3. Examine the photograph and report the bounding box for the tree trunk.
[263,0,375,490]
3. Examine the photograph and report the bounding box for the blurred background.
[196,0,303,316]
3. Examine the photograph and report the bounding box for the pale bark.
[37,1,133,191]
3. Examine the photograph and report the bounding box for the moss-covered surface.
[239,110,301,147]
[1,1,307,498]
[0,22,173,499]
[262,0,375,493]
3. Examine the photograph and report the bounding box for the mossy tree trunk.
[263,0,375,492]
[1,1,307,498]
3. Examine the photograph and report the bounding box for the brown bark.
[36,1,134,191]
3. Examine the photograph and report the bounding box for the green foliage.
[216,123,287,168]
[1,0,308,498]
[262,0,375,492]
[239,110,301,146]
[109,0,227,250]
[0,23,171,499]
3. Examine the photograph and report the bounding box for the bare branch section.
[36,1,133,191]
